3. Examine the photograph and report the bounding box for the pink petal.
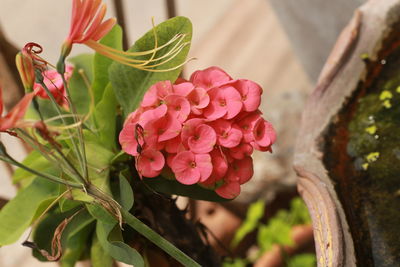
[164,95,190,122]
[203,99,227,121]
[223,86,243,119]
[215,181,241,199]
[205,148,228,185]
[253,119,276,147]
[189,66,232,90]
[236,112,262,142]
[141,81,173,107]
[176,168,200,185]
[139,104,167,127]
[234,79,262,112]
[219,124,243,148]
[188,87,210,114]
[91,18,116,41]
[181,118,205,146]
[172,82,194,96]
[137,149,165,178]
[165,136,181,153]
[171,151,201,185]
[195,153,213,182]
[171,151,195,173]
[157,116,182,142]
[0,92,34,131]
[119,122,140,156]
[188,124,216,153]
[229,142,253,160]
[234,156,253,184]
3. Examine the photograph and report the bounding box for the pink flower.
[170,151,212,185]
[137,148,165,178]
[141,81,173,107]
[119,122,143,156]
[201,148,228,186]
[61,0,116,58]
[164,95,191,122]
[66,0,116,45]
[209,119,242,148]
[141,107,181,144]
[228,142,253,160]
[0,88,34,132]
[236,112,262,142]
[187,87,210,115]
[215,180,241,199]
[190,66,232,90]
[203,85,243,120]
[251,118,276,152]
[181,119,216,154]
[33,65,74,106]
[232,79,262,112]
[215,157,253,199]
[119,66,276,199]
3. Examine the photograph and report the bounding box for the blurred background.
[0,0,364,266]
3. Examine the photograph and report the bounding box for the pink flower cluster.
[119,67,276,199]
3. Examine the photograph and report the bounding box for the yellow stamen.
[366,152,379,163]
[382,100,392,109]
[379,90,393,100]
[362,162,369,170]
[365,125,377,135]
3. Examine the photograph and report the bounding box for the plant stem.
[37,74,87,183]
[0,151,82,189]
[121,209,201,267]
[60,68,89,181]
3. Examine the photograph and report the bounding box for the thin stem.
[0,152,82,189]
[17,128,86,187]
[121,209,201,267]
[37,77,87,182]
[60,73,89,181]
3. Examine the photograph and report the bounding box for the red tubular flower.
[62,0,116,56]
[119,67,276,199]
[0,87,34,132]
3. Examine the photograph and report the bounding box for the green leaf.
[93,83,118,150]
[60,210,95,267]
[13,151,57,183]
[96,220,144,267]
[287,253,316,267]
[91,234,113,267]
[84,130,115,192]
[289,197,311,225]
[231,200,265,247]
[86,204,116,225]
[0,178,59,245]
[68,54,94,115]
[92,25,123,104]
[121,209,200,267]
[109,16,192,116]
[32,209,72,261]
[115,171,134,210]
[257,218,293,253]
[143,177,228,202]
[222,258,248,267]
[59,198,82,213]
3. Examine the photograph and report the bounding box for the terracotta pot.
[294,1,400,266]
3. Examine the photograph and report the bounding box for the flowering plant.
[0,0,275,266]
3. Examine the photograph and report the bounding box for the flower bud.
[15,52,35,92]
